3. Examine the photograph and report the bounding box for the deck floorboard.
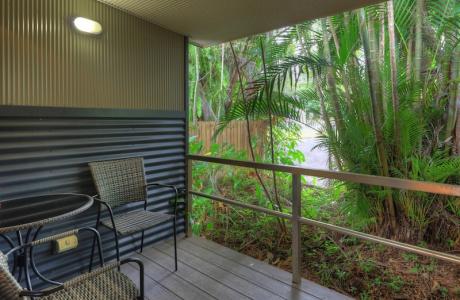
[121,263,180,300]
[135,251,218,300]
[154,242,283,300]
[187,236,352,300]
[122,236,352,300]
[172,238,318,300]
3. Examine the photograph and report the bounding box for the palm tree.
[213,0,460,242]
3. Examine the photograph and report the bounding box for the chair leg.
[173,217,177,272]
[110,222,121,264]
[140,230,145,253]
[89,207,101,272]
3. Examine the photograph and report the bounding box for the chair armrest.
[93,196,118,218]
[145,183,186,194]
[145,183,186,215]
[92,196,120,264]
[92,196,112,209]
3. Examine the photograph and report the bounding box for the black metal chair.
[88,157,182,271]
[0,227,144,300]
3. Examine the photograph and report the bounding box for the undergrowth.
[189,129,460,299]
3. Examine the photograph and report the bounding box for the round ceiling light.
[72,17,102,35]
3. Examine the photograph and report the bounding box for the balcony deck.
[122,236,351,300]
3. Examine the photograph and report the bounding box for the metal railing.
[185,154,460,284]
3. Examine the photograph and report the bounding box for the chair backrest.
[89,157,147,208]
[0,251,22,300]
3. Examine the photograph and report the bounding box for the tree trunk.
[414,0,424,83]
[359,9,398,234]
[260,38,285,231]
[406,36,413,80]
[367,14,385,124]
[379,6,386,66]
[379,6,387,115]
[451,48,460,153]
[329,17,353,111]
[328,17,341,58]
[225,41,251,112]
[301,22,344,169]
[321,19,344,133]
[225,68,238,111]
[193,47,200,123]
[317,77,343,170]
[198,82,217,121]
[387,0,401,164]
[220,44,225,90]
[229,42,286,234]
[344,12,364,117]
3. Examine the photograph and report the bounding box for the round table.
[0,193,93,289]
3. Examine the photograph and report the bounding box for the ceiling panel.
[97,0,384,46]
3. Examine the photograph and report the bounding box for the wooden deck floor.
[122,236,352,300]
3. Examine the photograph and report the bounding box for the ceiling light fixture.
[72,17,103,35]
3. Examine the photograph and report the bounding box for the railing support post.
[291,173,302,285]
[186,159,193,237]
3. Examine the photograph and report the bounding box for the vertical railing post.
[291,173,302,285]
[186,158,193,237]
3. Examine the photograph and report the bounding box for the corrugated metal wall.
[0,0,184,111]
[0,106,186,287]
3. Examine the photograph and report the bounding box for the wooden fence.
[190,121,268,156]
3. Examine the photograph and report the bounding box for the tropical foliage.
[190,0,460,242]
[189,0,460,298]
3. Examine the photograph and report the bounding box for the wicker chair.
[88,157,182,271]
[0,228,144,300]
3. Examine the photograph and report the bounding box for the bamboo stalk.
[359,9,398,233]
[328,17,353,111]
[387,0,401,164]
[321,19,344,133]
[414,0,424,83]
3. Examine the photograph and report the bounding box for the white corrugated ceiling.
[97,0,384,46]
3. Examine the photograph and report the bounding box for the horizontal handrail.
[188,154,460,197]
[298,217,460,264]
[186,154,460,285]
[191,190,460,265]
[190,191,292,219]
